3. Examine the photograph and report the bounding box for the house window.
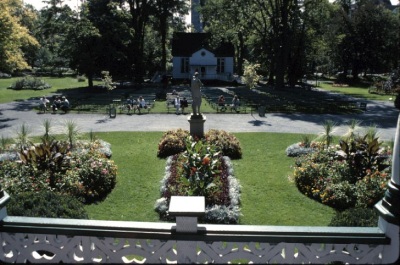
[217,58,225,73]
[181,58,189,73]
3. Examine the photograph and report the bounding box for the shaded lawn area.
[85,131,335,226]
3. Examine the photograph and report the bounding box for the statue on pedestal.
[190,72,203,118]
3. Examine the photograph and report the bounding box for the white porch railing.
[1,115,400,264]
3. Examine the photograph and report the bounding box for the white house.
[171,33,234,81]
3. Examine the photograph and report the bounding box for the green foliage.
[0,0,39,72]
[64,120,80,147]
[329,207,378,227]
[15,123,32,149]
[61,149,117,203]
[339,134,390,181]
[157,129,190,158]
[157,129,242,159]
[179,138,222,199]
[10,76,51,90]
[293,134,391,211]
[7,191,88,219]
[205,129,242,159]
[0,139,117,204]
[101,71,116,91]
[355,169,390,208]
[242,60,261,89]
[318,120,336,148]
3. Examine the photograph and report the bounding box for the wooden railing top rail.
[0,215,389,245]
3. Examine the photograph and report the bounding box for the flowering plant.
[157,129,189,158]
[179,138,222,200]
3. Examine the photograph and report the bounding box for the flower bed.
[0,139,116,204]
[155,138,241,224]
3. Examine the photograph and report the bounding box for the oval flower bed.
[155,138,241,224]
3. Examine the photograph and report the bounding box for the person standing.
[174,95,181,114]
[190,72,203,116]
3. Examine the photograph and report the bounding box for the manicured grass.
[84,131,335,226]
[0,77,99,104]
[319,82,393,101]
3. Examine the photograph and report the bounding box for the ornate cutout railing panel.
[0,232,386,264]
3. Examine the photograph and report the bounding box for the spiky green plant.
[14,123,31,149]
[41,119,53,143]
[343,119,361,142]
[1,135,10,151]
[365,125,380,143]
[301,135,312,148]
[65,120,80,148]
[318,120,336,148]
[89,130,97,142]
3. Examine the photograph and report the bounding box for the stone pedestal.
[169,196,205,233]
[187,114,206,138]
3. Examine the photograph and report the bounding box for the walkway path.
[0,97,398,140]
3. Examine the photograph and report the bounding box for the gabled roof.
[172,32,234,57]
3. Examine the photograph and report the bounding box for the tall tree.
[86,0,133,79]
[153,0,188,73]
[201,0,250,75]
[63,15,101,88]
[0,0,39,73]
[331,0,399,80]
[38,0,75,71]
[125,0,153,82]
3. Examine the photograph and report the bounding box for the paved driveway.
[0,99,398,140]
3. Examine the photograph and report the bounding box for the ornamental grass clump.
[155,136,241,224]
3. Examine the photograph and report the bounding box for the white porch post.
[169,196,205,263]
[375,114,400,264]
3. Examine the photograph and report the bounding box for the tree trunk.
[88,73,94,89]
[160,12,168,73]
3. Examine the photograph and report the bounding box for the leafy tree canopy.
[0,0,39,73]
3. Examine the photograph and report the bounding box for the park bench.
[358,102,367,111]
[119,101,152,114]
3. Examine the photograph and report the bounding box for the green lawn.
[319,82,393,101]
[0,77,99,104]
[84,131,335,226]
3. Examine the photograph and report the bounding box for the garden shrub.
[0,160,51,195]
[355,169,390,208]
[157,129,242,159]
[10,76,51,90]
[292,139,391,211]
[7,191,88,219]
[60,149,117,203]
[329,207,378,227]
[157,129,190,158]
[0,139,117,204]
[205,129,242,159]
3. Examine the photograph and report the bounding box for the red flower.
[202,157,210,165]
